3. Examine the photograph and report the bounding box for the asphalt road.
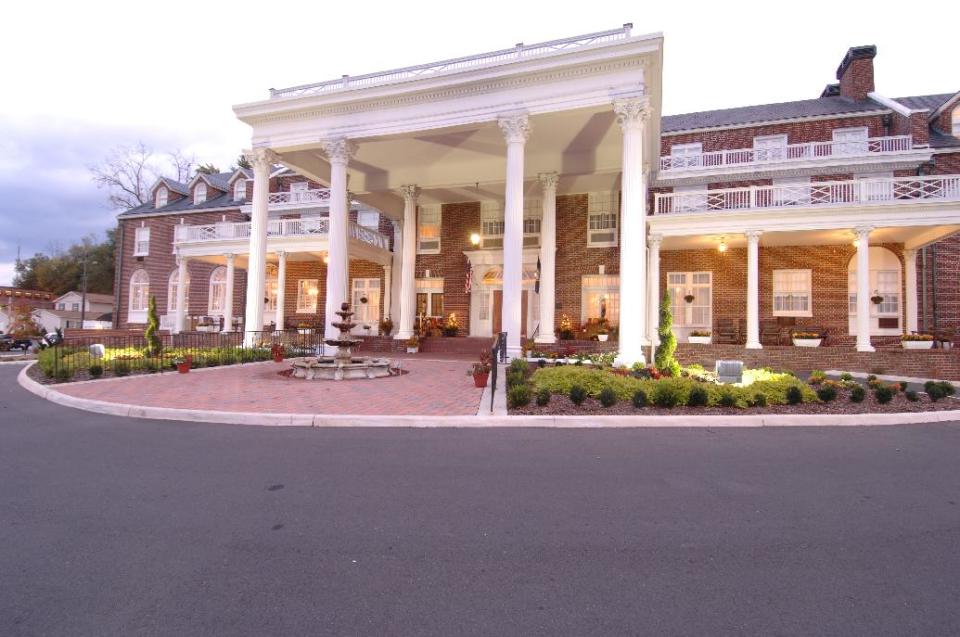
[2,364,960,636]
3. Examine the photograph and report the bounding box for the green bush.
[718,391,737,408]
[925,380,955,396]
[786,386,803,405]
[817,386,838,402]
[839,372,853,381]
[569,385,587,406]
[506,370,525,388]
[905,389,919,402]
[927,384,946,402]
[221,351,238,366]
[114,361,131,377]
[849,385,866,403]
[687,386,709,407]
[866,374,877,382]
[808,370,826,385]
[88,364,103,379]
[752,392,767,407]
[897,381,908,392]
[652,383,681,408]
[632,389,648,408]
[54,366,73,382]
[507,385,531,408]
[598,387,617,408]
[654,289,681,377]
[874,385,894,404]
[535,388,551,407]
[509,358,528,374]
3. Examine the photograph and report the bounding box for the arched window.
[234,179,246,201]
[155,186,168,208]
[848,246,902,335]
[168,270,191,313]
[194,182,207,205]
[129,269,150,316]
[209,266,227,313]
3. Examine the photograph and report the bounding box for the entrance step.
[418,336,495,355]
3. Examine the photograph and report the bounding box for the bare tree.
[89,143,197,210]
[167,148,195,182]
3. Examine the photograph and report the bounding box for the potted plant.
[558,314,574,340]
[688,330,712,345]
[443,312,460,337]
[870,291,885,305]
[901,333,934,350]
[597,326,610,342]
[406,336,420,354]
[937,329,954,351]
[297,322,313,335]
[791,331,822,347]
[271,343,285,362]
[175,354,192,374]
[379,316,394,336]
[684,294,695,304]
[469,351,492,388]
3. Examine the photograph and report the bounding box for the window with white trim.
[234,180,246,201]
[289,181,308,203]
[669,142,703,168]
[296,279,319,313]
[133,226,150,256]
[208,266,227,314]
[265,264,278,311]
[772,269,812,316]
[480,203,504,248]
[129,269,150,315]
[587,192,618,247]
[753,134,788,162]
[522,198,541,248]
[155,186,168,208]
[71,303,80,311]
[167,270,191,313]
[194,182,207,205]
[953,109,960,136]
[667,271,712,328]
[415,278,444,317]
[417,205,441,254]
[581,274,620,324]
[832,127,869,155]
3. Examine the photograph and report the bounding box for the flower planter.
[597,334,609,342]
[472,371,489,388]
[176,362,190,374]
[792,338,822,347]
[688,336,712,345]
[902,340,934,350]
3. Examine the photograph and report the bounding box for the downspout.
[114,219,124,329]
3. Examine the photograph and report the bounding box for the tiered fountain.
[291,302,392,380]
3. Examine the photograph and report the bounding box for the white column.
[647,233,663,359]
[382,264,392,334]
[320,139,356,339]
[389,223,403,324]
[275,250,286,332]
[242,147,275,344]
[222,253,235,332]
[904,248,918,334]
[498,113,531,358]
[855,227,875,352]
[535,172,558,344]
[745,230,762,349]
[396,186,419,340]
[174,255,189,334]
[613,97,651,366]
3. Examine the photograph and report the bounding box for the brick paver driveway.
[56,357,483,416]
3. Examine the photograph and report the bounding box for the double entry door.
[490,290,529,337]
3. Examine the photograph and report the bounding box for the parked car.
[0,334,35,352]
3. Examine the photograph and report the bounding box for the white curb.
[16,362,960,429]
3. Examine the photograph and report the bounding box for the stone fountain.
[291,302,392,380]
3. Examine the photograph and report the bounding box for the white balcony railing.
[269,24,635,99]
[654,175,960,215]
[659,136,914,173]
[267,189,330,206]
[174,218,390,250]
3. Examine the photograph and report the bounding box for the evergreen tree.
[145,296,162,356]
[654,289,680,376]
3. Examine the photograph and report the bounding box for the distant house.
[0,287,54,334]
[35,291,115,332]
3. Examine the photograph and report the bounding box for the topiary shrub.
[849,385,866,403]
[786,385,803,405]
[114,361,130,377]
[687,386,709,407]
[144,295,162,357]
[569,385,587,406]
[752,392,768,408]
[598,387,617,408]
[718,391,737,408]
[905,389,919,402]
[654,289,681,378]
[652,382,680,408]
[507,385,531,408]
[88,364,103,379]
[817,386,838,402]
[874,385,894,404]
[535,388,551,407]
[632,389,648,408]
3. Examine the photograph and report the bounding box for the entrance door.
[351,278,381,334]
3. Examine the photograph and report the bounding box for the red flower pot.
[473,371,489,388]
[177,362,190,374]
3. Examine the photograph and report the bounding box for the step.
[418,336,495,354]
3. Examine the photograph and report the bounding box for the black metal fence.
[489,331,507,413]
[38,329,329,381]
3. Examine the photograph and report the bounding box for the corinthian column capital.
[245,147,279,171]
[498,114,531,144]
[319,138,358,166]
[538,172,559,193]
[399,184,420,204]
[613,97,652,131]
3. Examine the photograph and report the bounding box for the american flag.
[464,260,472,294]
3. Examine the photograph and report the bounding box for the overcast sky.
[0,0,954,285]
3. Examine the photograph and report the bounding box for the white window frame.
[208,266,227,314]
[194,182,207,205]
[265,265,279,311]
[351,277,381,331]
[753,134,788,162]
[133,226,150,256]
[580,274,620,325]
[155,186,168,208]
[415,278,444,318]
[669,142,704,168]
[832,126,869,156]
[417,205,441,254]
[128,269,150,321]
[480,202,505,249]
[234,180,246,201]
[167,270,190,313]
[772,269,812,317]
[952,109,960,136]
[587,192,619,247]
[666,271,712,328]
[296,278,319,313]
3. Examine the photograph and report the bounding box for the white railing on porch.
[267,189,331,206]
[174,218,390,250]
[659,136,914,172]
[269,24,635,99]
[654,174,960,215]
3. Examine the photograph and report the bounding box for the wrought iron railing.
[489,331,507,413]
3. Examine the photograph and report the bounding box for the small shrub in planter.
[686,386,709,407]
[897,381,908,392]
[506,370,525,388]
[839,372,853,381]
[652,383,680,409]
[808,370,826,385]
[569,385,587,406]
[849,385,866,403]
[632,389,648,408]
[55,366,73,382]
[598,387,617,408]
[786,386,803,405]
[905,390,919,402]
[114,361,131,377]
[88,364,104,379]
[926,384,947,402]
[507,385,531,408]
[924,380,955,396]
[509,358,528,374]
[718,391,737,408]
[816,386,838,402]
[874,385,894,404]
[752,392,767,408]
[535,388,551,406]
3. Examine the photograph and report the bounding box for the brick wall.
[279,259,386,330]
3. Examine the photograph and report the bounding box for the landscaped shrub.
[849,385,866,403]
[598,387,617,407]
[507,385,531,408]
[905,390,919,402]
[654,289,681,378]
[839,372,853,381]
[55,366,73,382]
[535,388,551,406]
[506,370,525,388]
[808,370,826,385]
[752,392,767,407]
[687,386,709,407]
[816,386,838,402]
[569,385,587,406]
[897,381,908,392]
[88,364,103,379]
[718,391,737,408]
[114,361,131,377]
[866,374,877,382]
[509,358,528,374]
[652,383,681,408]
[632,389,648,408]
[786,386,803,405]
[874,385,894,404]
[926,384,946,402]
[925,380,955,396]
[537,359,546,368]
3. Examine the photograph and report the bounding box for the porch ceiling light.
[852,238,861,248]
[469,232,481,246]
[718,237,727,253]
[323,254,330,264]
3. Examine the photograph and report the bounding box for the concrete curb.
[17,362,960,429]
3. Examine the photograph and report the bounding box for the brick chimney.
[836,45,876,100]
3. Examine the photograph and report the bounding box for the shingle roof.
[929,129,960,149]
[893,93,954,112]
[120,191,242,217]
[158,177,190,196]
[662,96,887,133]
[202,171,233,192]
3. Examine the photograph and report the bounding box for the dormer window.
[952,109,960,136]
[194,182,207,205]
[155,186,168,208]
[234,179,246,201]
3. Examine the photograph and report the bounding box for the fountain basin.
[291,356,393,380]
